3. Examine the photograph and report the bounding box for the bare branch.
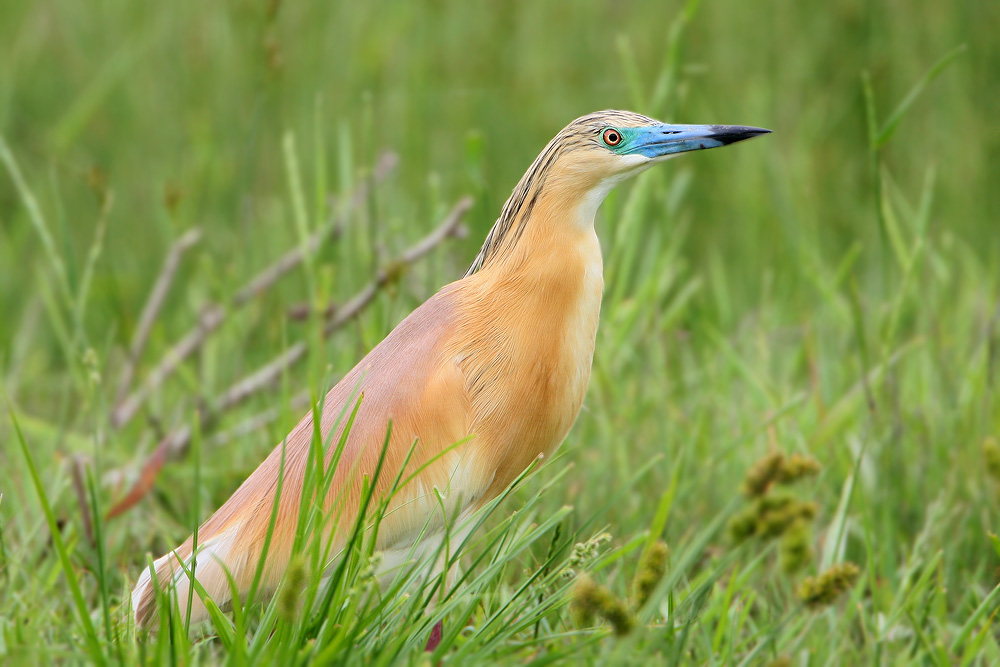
[105,390,310,519]
[109,152,399,429]
[69,456,94,546]
[114,228,202,405]
[106,197,472,516]
[232,152,399,306]
[207,389,311,448]
[217,344,308,412]
[106,431,181,519]
[110,306,224,428]
[394,196,472,263]
[221,196,472,415]
[288,196,472,322]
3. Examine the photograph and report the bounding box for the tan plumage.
[132,110,769,626]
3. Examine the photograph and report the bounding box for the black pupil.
[607,131,619,144]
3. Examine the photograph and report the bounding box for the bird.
[131,110,770,628]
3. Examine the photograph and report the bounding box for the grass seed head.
[779,519,813,573]
[563,532,613,579]
[758,497,817,539]
[777,453,822,484]
[279,555,307,622]
[743,452,822,497]
[361,552,383,584]
[729,491,817,542]
[798,562,860,608]
[728,505,761,542]
[742,452,786,497]
[572,575,635,636]
[632,540,669,609]
[983,437,1000,481]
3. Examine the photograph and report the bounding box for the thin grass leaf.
[7,402,105,663]
[0,139,75,311]
[950,582,1000,655]
[875,44,967,148]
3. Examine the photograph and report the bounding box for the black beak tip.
[709,125,772,146]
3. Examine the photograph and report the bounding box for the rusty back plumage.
[132,110,768,628]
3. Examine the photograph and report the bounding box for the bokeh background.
[2,0,999,662]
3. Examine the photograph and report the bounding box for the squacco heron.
[132,110,770,627]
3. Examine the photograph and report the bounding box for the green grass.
[2,0,999,663]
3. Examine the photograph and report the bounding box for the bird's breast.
[549,234,604,414]
[456,230,604,496]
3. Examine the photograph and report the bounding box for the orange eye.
[602,128,622,146]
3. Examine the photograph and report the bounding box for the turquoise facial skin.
[607,124,771,158]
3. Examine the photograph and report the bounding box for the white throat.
[574,154,655,228]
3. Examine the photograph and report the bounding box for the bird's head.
[546,110,771,201]
[468,110,770,275]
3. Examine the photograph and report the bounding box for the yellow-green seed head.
[632,540,669,609]
[776,453,822,484]
[729,491,818,543]
[742,452,786,497]
[983,437,1000,481]
[798,562,860,608]
[279,555,307,622]
[572,575,636,636]
[779,519,813,573]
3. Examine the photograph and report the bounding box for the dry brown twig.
[207,389,312,447]
[114,227,202,406]
[216,196,470,416]
[69,455,94,546]
[106,195,471,518]
[109,152,399,430]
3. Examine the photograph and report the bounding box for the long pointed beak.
[628,124,771,159]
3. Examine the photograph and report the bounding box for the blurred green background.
[2,0,996,325]
[2,0,999,662]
